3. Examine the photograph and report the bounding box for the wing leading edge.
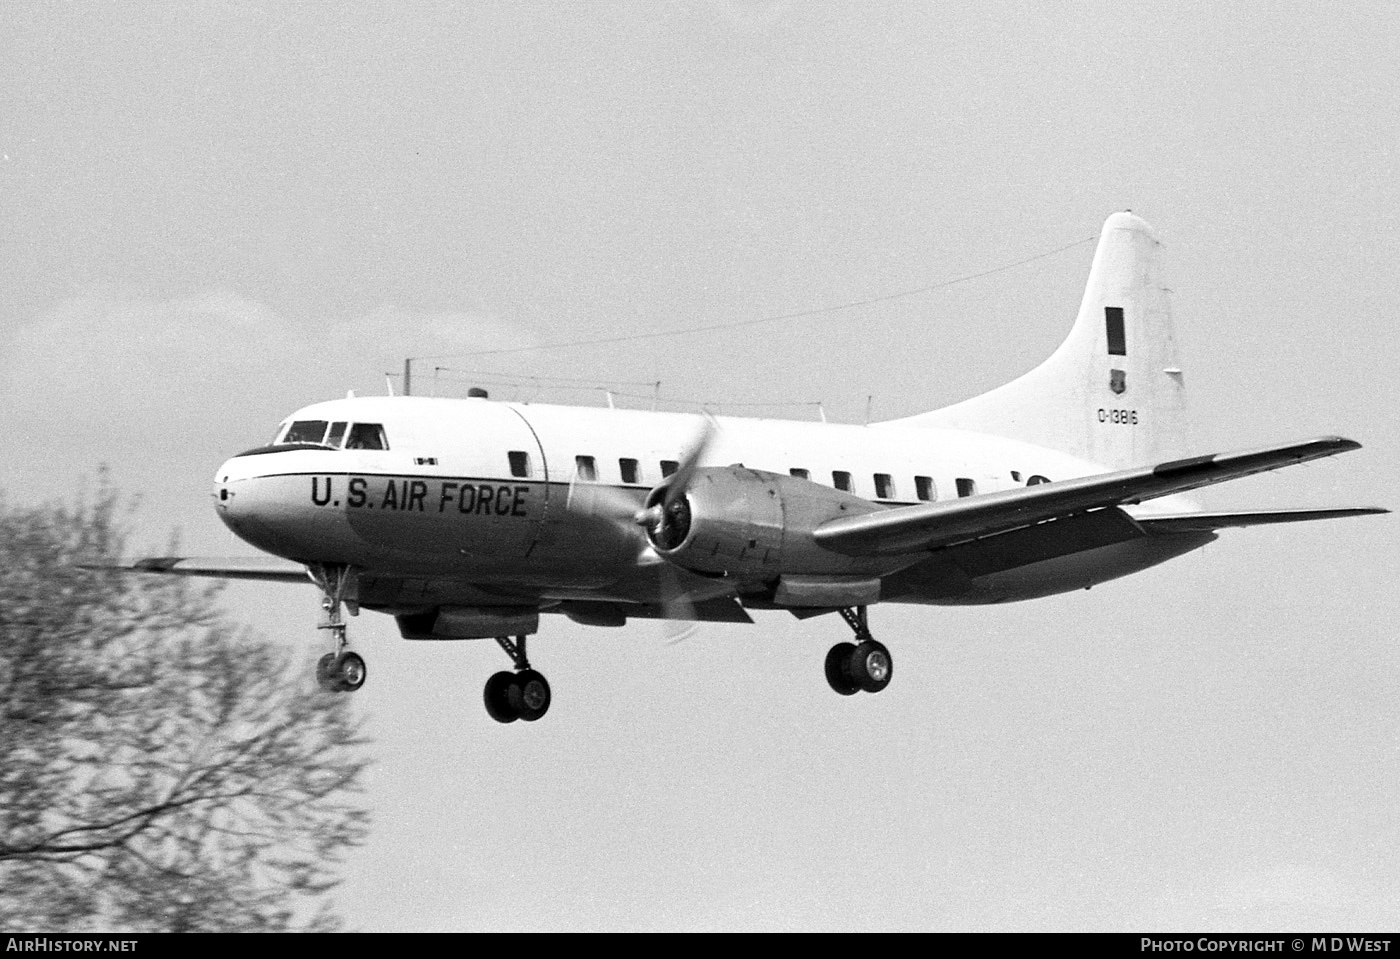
[814,436,1383,558]
[80,556,310,583]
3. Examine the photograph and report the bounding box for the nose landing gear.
[825,606,893,697]
[310,564,365,693]
[483,635,552,723]
[317,650,367,693]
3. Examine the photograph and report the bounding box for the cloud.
[0,290,535,546]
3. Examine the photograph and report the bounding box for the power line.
[409,233,1096,362]
[433,368,661,388]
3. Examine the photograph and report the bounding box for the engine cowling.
[642,466,908,585]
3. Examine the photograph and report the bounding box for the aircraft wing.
[814,436,1377,558]
[80,556,310,583]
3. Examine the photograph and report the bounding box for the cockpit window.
[345,423,389,450]
[326,422,348,448]
[283,420,329,445]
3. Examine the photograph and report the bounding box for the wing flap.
[1135,507,1388,533]
[814,436,1366,558]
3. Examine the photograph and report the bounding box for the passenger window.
[660,460,679,478]
[509,451,532,478]
[915,476,935,501]
[619,458,639,484]
[284,420,329,445]
[326,422,347,448]
[1026,474,1051,486]
[346,423,388,450]
[955,478,977,498]
[790,468,810,480]
[874,473,895,499]
[833,471,852,492]
[575,455,597,481]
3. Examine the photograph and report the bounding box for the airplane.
[104,212,1385,723]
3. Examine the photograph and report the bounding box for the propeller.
[637,548,700,645]
[563,415,717,641]
[633,414,715,549]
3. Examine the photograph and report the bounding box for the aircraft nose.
[213,458,237,508]
[213,457,260,538]
[211,452,359,560]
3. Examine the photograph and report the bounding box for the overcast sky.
[3,0,1397,931]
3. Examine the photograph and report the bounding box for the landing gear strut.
[825,606,893,696]
[483,634,551,723]
[310,563,365,693]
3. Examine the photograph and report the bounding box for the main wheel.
[484,671,520,723]
[825,642,861,696]
[510,669,552,722]
[334,651,367,692]
[848,640,892,693]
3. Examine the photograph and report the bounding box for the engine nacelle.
[643,466,906,585]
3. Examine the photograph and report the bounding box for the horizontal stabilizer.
[80,556,310,583]
[815,436,1367,558]
[1135,507,1388,533]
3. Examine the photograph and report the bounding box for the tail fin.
[893,212,1187,468]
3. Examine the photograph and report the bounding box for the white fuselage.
[214,395,1210,613]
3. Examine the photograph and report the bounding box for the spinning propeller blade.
[564,415,719,642]
[635,415,716,545]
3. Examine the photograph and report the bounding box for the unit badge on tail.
[1109,368,1127,395]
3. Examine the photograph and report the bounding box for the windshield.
[282,420,329,444]
[345,423,388,450]
[270,419,388,450]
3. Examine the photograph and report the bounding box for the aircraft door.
[442,403,552,568]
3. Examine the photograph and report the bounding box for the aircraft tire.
[849,641,892,694]
[511,669,552,722]
[316,653,338,691]
[334,652,367,692]
[484,671,521,723]
[824,642,861,696]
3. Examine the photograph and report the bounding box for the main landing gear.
[310,563,366,693]
[825,606,893,697]
[483,635,552,724]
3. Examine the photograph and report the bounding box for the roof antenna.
[864,395,873,425]
[385,374,396,397]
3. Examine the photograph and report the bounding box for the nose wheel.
[825,606,893,696]
[483,635,552,723]
[309,564,365,693]
[317,651,367,693]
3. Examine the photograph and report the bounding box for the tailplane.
[893,212,1187,469]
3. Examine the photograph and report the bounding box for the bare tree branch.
[0,482,370,930]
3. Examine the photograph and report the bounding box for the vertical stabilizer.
[891,212,1187,468]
